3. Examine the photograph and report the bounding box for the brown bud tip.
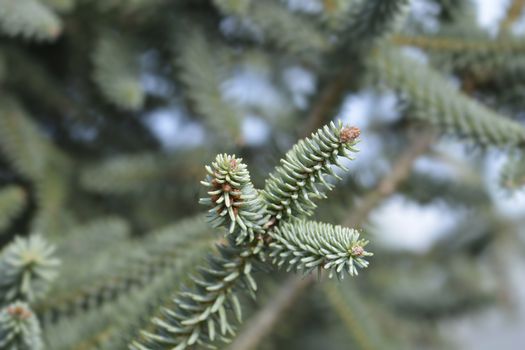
[222,183,232,192]
[340,126,360,143]
[7,305,32,320]
[350,245,364,257]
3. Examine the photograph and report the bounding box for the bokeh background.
[1,0,525,349]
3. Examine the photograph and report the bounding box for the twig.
[227,129,435,350]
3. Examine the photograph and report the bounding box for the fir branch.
[37,217,214,324]
[270,220,372,278]
[213,0,328,55]
[0,235,60,305]
[0,0,62,41]
[128,242,263,350]
[176,29,242,144]
[0,302,43,350]
[370,46,525,147]
[92,32,145,111]
[200,154,267,245]
[0,97,54,180]
[391,34,525,53]
[228,127,432,350]
[262,121,360,221]
[342,0,410,48]
[0,186,27,234]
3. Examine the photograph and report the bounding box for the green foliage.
[342,0,410,48]
[92,33,145,111]
[262,122,360,221]
[270,220,371,278]
[0,235,60,305]
[200,154,267,244]
[0,98,55,180]
[38,216,214,324]
[0,186,27,234]
[0,302,43,350]
[176,29,242,144]
[370,46,525,147]
[0,0,61,41]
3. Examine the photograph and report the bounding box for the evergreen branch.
[370,46,525,147]
[262,122,360,221]
[213,0,328,55]
[92,32,145,111]
[501,150,525,190]
[248,1,329,55]
[37,217,213,324]
[228,127,432,350]
[0,302,43,350]
[0,97,54,179]
[341,0,409,49]
[128,242,263,350]
[391,34,525,53]
[0,235,60,305]
[270,220,372,278]
[0,0,61,41]
[0,186,27,234]
[200,154,267,245]
[177,29,242,144]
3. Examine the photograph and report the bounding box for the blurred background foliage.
[1,0,525,349]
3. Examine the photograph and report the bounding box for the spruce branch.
[0,0,62,41]
[0,97,54,180]
[200,154,267,245]
[370,46,525,147]
[228,127,432,350]
[391,34,525,54]
[177,29,242,144]
[92,32,145,111]
[0,302,43,350]
[270,220,372,278]
[0,186,27,234]
[128,242,262,350]
[262,121,360,221]
[37,216,214,324]
[342,0,410,49]
[0,235,60,305]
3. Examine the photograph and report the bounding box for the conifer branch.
[228,126,432,350]
[0,186,27,234]
[92,33,145,111]
[38,217,214,324]
[0,0,62,41]
[0,235,60,305]
[200,154,267,245]
[370,46,525,147]
[0,301,43,350]
[0,97,54,180]
[177,29,242,144]
[391,34,525,53]
[270,220,372,278]
[262,121,360,221]
[342,0,410,48]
